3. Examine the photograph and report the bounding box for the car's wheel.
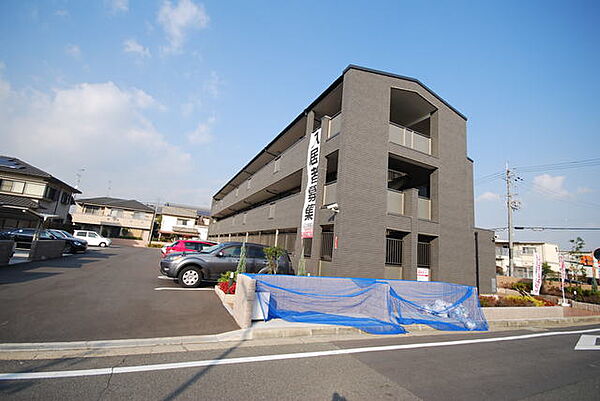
[99,242,107,247]
[178,266,202,288]
[63,244,73,254]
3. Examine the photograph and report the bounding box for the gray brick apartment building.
[208,65,495,293]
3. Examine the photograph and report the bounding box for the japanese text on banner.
[301,129,321,239]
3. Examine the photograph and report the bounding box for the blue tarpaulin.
[246,274,488,334]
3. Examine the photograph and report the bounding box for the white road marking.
[574,335,600,350]
[1,327,599,381]
[157,276,176,280]
[153,287,213,291]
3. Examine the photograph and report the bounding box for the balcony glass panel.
[387,190,404,215]
[328,113,342,139]
[418,197,431,220]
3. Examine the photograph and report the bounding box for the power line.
[515,226,600,231]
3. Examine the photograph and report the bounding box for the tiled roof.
[76,197,154,212]
[0,193,40,210]
[0,156,80,193]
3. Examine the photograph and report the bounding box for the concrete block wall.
[233,274,256,329]
[29,240,65,261]
[0,240,15,266]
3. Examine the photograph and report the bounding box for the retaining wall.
[29,240,65,261]
[483,306,564,320]
[0,240,15,266]
[233,274,256,329]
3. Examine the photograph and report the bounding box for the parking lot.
[0,246,239,343]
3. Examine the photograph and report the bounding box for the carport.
[0,195,66,264]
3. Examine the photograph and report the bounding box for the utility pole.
[505,163,522,276]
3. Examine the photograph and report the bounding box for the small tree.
[236,243,247,274]
[264,246,287,274]
[297,252,307,276]
[569,237,586,284]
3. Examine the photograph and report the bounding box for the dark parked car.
[7,228,87,253]
[49,229,88,253]
[160,241,294,288]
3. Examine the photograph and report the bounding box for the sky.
[0,0,599,250]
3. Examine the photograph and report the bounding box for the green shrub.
[511,282,532,296]
[218,271,237,283]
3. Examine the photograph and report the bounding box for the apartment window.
[0,179,25,194]
[24,183,45,197]
[303,238,312,258]
[320,226,334,261]
[268,203,275,219]
[386,230,406,266]
[417,242,431,268]
[274,157,281,173]
[325,151,339,184]
[247,178,252,190]
[522,246,535,255]
[235,187,239,197]
[83,205,101,215]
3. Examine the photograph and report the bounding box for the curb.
[1,316,599,360]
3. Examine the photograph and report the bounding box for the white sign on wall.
[301,128,322,239]
[532,251,542,296]
[417,268,430,282]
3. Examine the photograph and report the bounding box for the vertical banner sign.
[532,251,542,295]
[301,128,322,239]
[559,254,567,305]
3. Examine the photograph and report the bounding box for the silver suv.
[159,242,294,288]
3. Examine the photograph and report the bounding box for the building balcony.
[389,122,431,155]
[328,112,342,139]
[386,190,431,220]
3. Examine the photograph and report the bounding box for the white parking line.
[153,287,213,291]
[1,327,598,381]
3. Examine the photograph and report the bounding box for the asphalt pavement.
[0,246,238,342]
[0,325,599,400]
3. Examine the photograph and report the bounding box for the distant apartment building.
[495,240,560,278]
[208,65,495,292]
[71,197,154,241]
[157,204,210,241]
[0,156,80,229]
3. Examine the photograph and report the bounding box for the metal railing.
[417,242,431,268]
[386,238,403,265]
[320,232,334,261]
[388,122,432,155]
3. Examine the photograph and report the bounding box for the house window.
[83,205,101,215]
[133,212,147,220]
[0,179,25,194]
[522,247,536,255]
[60,193,71,205]
[110,209,124,218]
[176,218,189,226]
[24,183,45,197]
[44,186,59,201]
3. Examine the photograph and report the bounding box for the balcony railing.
[387,190,404,214]
[389,122,431,155]
[385,238,403,265]
[417,242,431,268]
[418,197,431,220]
[323,181,337,205]
[328,113,342,139]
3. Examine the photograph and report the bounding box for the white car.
[73,230,112,247]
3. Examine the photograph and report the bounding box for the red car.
[161,240,217,258]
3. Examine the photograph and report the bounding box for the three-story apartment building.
[208,65,495,292]
[72,197,154,241]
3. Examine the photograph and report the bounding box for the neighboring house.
[559,250,598,280]
[71,197,154,241]
[208,65,496,293]
[495,240,560,278]
[157,204,211,241]
[0,156,80,229]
